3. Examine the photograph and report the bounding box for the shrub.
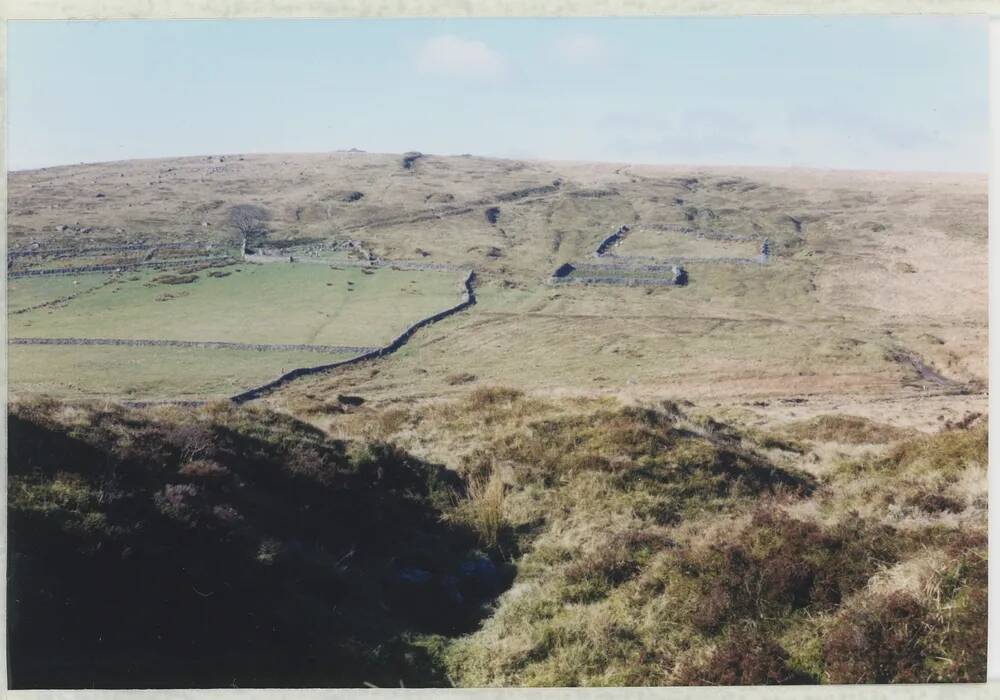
[153,273,199,285]
[179,459,231,479]
[446,372,477,386]
[823,591,928,683]
[467,386,523,411]
[563,529,673,601]
[883,423,986,475]
[784,414,911,444]
[677,628,812,685]
[903,488,963,514]
[686,510,899,632]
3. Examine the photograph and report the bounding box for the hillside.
[7,394,987,687]
[7,151,988,410]
[5,151,989,688]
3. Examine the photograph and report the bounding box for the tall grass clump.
[451,464,507,549]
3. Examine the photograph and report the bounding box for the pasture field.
[8,263,463,346]
[8,274,114,313]
[7,344,359,400]
[7,261,468,398]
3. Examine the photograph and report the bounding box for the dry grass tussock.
[782,413,915,445]
[449,461,508,549]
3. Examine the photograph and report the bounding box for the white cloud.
[416,35,507,78]
[552,33,607,64]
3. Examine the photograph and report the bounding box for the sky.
[7,17,988,172]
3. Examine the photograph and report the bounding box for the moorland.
[6,150,988,687]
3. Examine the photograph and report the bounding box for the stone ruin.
[401,151,423,170]
[594,224,631,257]
[759,238,770,263]
[672,265,688,286]
[552,262,576,279]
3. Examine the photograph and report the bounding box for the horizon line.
[8,148,989,178]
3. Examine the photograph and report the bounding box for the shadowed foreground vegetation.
[7,392,987,687]
[7,398,501,689]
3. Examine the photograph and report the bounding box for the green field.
[8,262,466,398]
[8,274,113,313]
[8,345,361,400]
[8,263,463,346]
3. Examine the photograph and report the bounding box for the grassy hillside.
[6,152,988,688]
[7,392,986,687]
[8,152,987,406]
[268,388,989,686]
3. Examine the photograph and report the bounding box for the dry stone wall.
[230,270,477,403]
[9,337,379,355]
[8,241,216,260]
[8,255,233,279]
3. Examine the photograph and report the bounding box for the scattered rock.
[458,556,501,598]
[397,567,432,586]
[446,372,477,385]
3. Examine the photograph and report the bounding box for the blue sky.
[8,17,988,172]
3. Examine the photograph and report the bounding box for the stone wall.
[643,223,759,242]
[8,241,215,260]
[243,253,466,273]
[8,255,234,279]
[229,270,477,403]
[594,225,631,257]
[553,275,680,287]
[9,337,379,355]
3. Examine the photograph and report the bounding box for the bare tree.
[228,204,271,255]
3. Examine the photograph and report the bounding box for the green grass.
[7,274,114,313]
[9,263,464,347]
[8,344,361,399]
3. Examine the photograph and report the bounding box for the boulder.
[458,556,501,598]
[397,567,432,586]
